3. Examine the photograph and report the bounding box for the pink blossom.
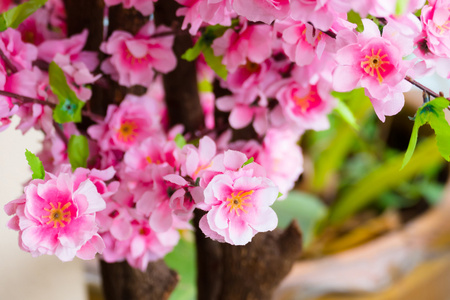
[290,0,351,31]
[199,150,279,245]
[212,23,273,73]
[101,217,179,271]
[4,167,107,261]
[100,22,176,87]
[230,128,304,198]
[104,0,157,16]
[0,28,38,71]
[232,0,290,24]
[332,19,413,120]
[88,94,163,154]
[416,0,450,59]
[273,80,334,131]
[0,0,11,13]
[176,0,233,35]
[279,20,329,67]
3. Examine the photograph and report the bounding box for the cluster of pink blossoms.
[2,0,447,272]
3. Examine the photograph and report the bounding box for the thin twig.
[0,48,18,75]
[52,120,69,145]
[405,76,440,99]
[0,90,57,108]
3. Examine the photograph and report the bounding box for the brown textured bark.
[100,260,179,300]
[62,0,104,51]
[154,0,205,133]
[195,211,303,300]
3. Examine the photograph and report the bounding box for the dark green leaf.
[174,133,187,149]
[0,0,48,31]
[68,135,89,171]
[25,149,45,180]
[241,157,254,168]
[49,62,85,123]
[271,191,327,245]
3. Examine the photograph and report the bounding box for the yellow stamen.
[360,49,390,83]
[293,90,316,113]
[226,190,254,216]
[117,120,138,143]
[42,202,72,228]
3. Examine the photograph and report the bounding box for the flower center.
[146,156,161,165]
[42,202,72,228]
[292,85,321,114]
[125,47,149,66]
[226,190,253,216]
[117,120,138,143]
[361,49,390,83]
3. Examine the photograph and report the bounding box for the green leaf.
[49,62,85,123]
[402,97,450,168]
[165,237,196,300]
[181,40,204,62]
[0,0,48,31]
[25,149,45,180]
[271,191,327,245]
[334,98,360,131]
[68,135,89,171]
[347,10,364,32]
[203,46,227,80]
[395,0,409,15]
[198,79,213,93]
[174,134,187,149]
[241,157,254,168]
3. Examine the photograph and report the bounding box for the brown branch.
[0,48,18,75]
[405,76,440,99]
[100,260,179,300]
[0,90,56,108]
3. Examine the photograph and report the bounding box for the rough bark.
[100,260,179,300]
[195,211,303,300]
[154,0,205,133]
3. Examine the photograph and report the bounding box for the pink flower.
[332,19,413,120]
[0,0,11,13]
[0,28,38,71]
[290,0,351,31]
[100,22,176,87]
[199,150,279,245]
[4,166,107,261]
[212,23,273,73]
[416,0,450,58]
[104,0,157,16]
[232,0,290,24]
[176,0,233,35]
[278,19,329,67]
[88,94,163,153]
[273,80,334,131]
